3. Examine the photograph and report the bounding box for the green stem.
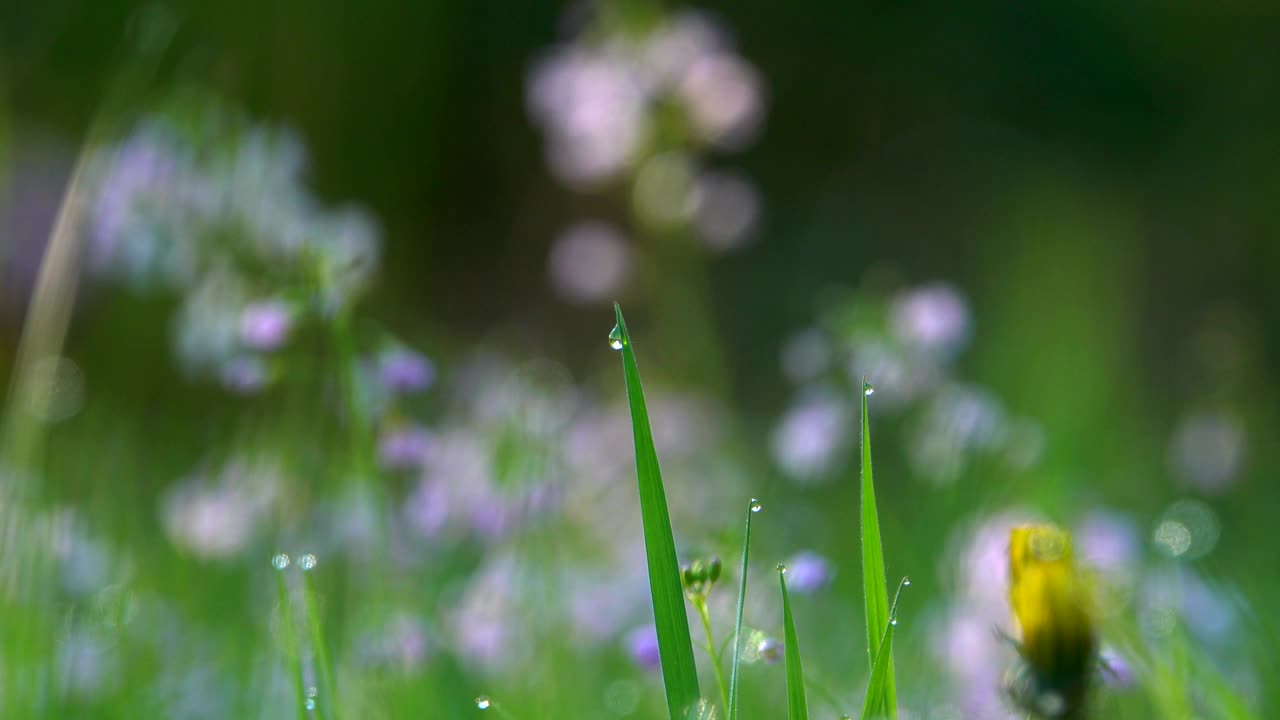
[330,310,373,483]
[275,570,308,720]
[693,597,731,715]
[301,570,338,720]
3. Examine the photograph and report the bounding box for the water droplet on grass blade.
[750,498,762,512]
[475,695,492,710]
[298,553,317,571]
[608,324,624,350]
[776,562,787,573]
[271,553,290,570]
[863,381,875,396]
[903,577,911,586]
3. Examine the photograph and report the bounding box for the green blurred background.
[2,1,1278,718]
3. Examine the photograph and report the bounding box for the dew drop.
[863,382,875,396]
[271,553,291,570]
[750,498,762,513]
[608,324,624,350]
[776,562,787,573]
[903,577,911,586]
[475,695,492,710]
[890,618,898,626]
[305,698,316,711]
[298,554,317,571]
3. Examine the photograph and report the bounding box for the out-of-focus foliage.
[2,0,1278,718]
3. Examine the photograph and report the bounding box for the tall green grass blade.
[299,558,337,720]
[858,380,896,717]
[612,304,701,720]
[272,555,308,720]
[861,577,910,720]
[727,498,759,720]
[779,565,809,720]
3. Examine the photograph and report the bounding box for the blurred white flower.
[160,457,282,560]
[547,221,632,303]
[641,12,726,88]
[527,48,650,188]
[57,627,115,699]
[677,51,766,149]
[1168,410,1245,493]
[780,328,832,384]
[451,555,523,669]
[694,170,760,251]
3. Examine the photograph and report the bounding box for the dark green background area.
[7,0,1280,372]
[3,2,1280,715]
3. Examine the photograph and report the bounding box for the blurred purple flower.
[1075,509,1140,578]
[88,126,186,280]
[1099,647,1135,689]
[756,636,783,664]
[890,283,971,354]
[452,555,528,670]
[403,479,450,538]
[784,550,833,593]
[377,349,435,394]
[1144,567,1237,644]
[771,390,849,482]
[625,624,660,670]
[219,356,268,394]
[367,612,430,672]
[239,300,293,350]
[378,425,436,471]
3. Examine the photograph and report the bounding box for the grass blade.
[859,379,897,717]
[299,558,337,720]
[272,555,308,720]
[612,304,701,720]
[779,565,809,720]
[861,577,910,720]
[727,498,759,720]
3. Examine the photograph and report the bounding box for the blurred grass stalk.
[0,154,91,477]
[0,16,175,716]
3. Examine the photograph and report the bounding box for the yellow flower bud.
[1007,525,1098,718]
